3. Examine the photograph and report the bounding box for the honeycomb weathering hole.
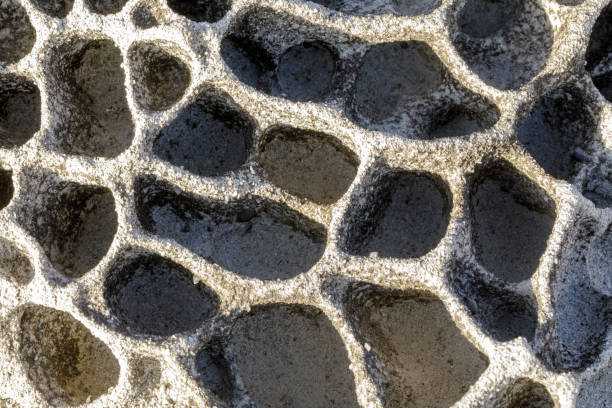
[257,126,359,204]
[104,252,219,336]
[135,177,327,280]
[586,3,612,102]
[450,265,538,342]
[30,0,74,18]
[276,42,337,102]
[343,170,451,259]
[311,0,441,16]
[454,0,552,90]
[153,90,253,177]
[541,219,611,372]
[0,74,41,148]
[132,3,159,28]
[518,85,598,182]
[345,285,489,408]
[0,239,34,285]
[470,161,555,282]
[352,41,443,125]
[19,176,117,279]
[228,304,360,408]
[84,0,127,15]
[500,379,554,408]
[195,340,234,402]
[0,0,35,64]
[577,367,612,408]
[19,305,120,405]
[166,0,231,23]
[129,42,190,111]
[47,38,134,158]
[0,169,13,210]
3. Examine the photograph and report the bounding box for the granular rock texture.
[0,0,610,407]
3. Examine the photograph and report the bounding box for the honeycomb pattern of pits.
[450,264,538,342]
[470,160,556,283]
[132,2,159,28]
[30,0,74,18]
[541,219,611,372]
[0,169,13,210]
[257,125,359,204]
[194,340,234,403]
[152,90,253,177]
[84,0,128,15]
[343,169,451,259]
[45,38,134,158]
[453,0,553,90]
[135,177,326,280]
[586,3,612,102]
[129,42,190,111]
[0,74,41,148]
[518,85,599,182]
[498,379,554,408]
[0,0,35,64]
[17,173,117,279]
[0,239,34,286]
[0,0,610,406]
[166,0,231,23]
[311,0,441,16]
[345,284,489,408]
[104,252,219,336]
[19,305,120,405]
[350,41,500,136]
[227,304,360,408]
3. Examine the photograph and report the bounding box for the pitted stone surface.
[0,0,610,407]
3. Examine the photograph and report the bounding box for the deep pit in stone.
[586,3,612,102]
[500,379,554,408]
[0,74,41,148]
[18,175,117,279]
[0,169,13,210]
[19,305,120,405]
[450,264,538,342]
[345,284,489,408]
[518,85,598,182]
[135,177,327,280]
[343,169,451,259]
[84,0,127,15]
[153,90,253,177]
[276,42,337,102]
[541,218,611,372]
[454,0,552,90]
[31,0,74,18]
[0,0,36,64]
[132,2,159,28]
[257,126,359,204]
[195,340,235,403]
[0,239,34,285]
[470,160,556,282]
[46,38,134,157]
[129,42,190,111]
[167,0,231,23]
[311,0,441,16]
[104,252,219,336]
[352,41,443,125]
[228,304,360,408]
